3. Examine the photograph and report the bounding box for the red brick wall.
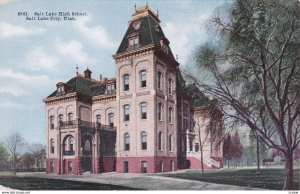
[46,158,60,175]
[116,157,177,173]
[99,157,116,173]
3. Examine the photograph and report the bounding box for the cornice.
[43,92,77,105]
[92,95,116,104]
[113,44,155,62]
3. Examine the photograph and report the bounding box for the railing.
[57,120,116,131]
[63,150,75,156]
[187,151,220,168]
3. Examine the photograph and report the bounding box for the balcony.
[57,119,116,131]
[63,150,75,156]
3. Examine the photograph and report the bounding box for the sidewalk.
[18,172,260,190]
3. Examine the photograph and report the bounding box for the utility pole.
[256,136,260,172]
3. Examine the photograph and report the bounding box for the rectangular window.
[124,75,129,91]
[141,103,147,119]
[108,113,114,127]
[129,37,139,50]
[168,79,173,95]
[140,71,147,87]
[158,103,162,121]
[124,134,130,151]
[50,116,54,129]
[123,161,129,173]
[141,133,147,150]
[141,161,147,173]
[195,143,199,152]
[107,84,111,95]
[124,105,130,121]
[168,108,173,124]
[157,72,162,89]
[189,138,193,152]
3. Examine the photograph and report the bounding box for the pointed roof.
[116,6,175,61]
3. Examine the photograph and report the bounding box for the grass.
[0,176,139,190]
[161,168,300,190]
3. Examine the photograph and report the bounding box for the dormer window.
[128,33,139,50]
[56,82,66,96]
[160,39,169,54]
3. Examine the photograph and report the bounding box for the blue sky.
[0,0,232,145]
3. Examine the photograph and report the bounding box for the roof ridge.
[147,15,154,44]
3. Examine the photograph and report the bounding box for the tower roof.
[115,5,175,62]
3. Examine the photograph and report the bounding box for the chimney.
[84,68,92,79]
[100,74,103,81]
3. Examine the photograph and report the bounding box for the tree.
[20,153,35,169]
[193,102,223,173]
[223,134,233,167]
[4,132,24,175]
[0,143,9,164]
[185,0,299,189]
[28,143,45,168]
[248,130,268,170]
[231,131,244,167]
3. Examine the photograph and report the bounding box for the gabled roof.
[116,12,175,60]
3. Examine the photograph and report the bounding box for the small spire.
[134,4,136,11]
[157,8,159,17]
[76,64,79,76]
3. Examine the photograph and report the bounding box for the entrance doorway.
[81,134,93,173]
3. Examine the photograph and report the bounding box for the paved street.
[17,171,259,190]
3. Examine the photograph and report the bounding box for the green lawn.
[161,168,300,190]
[0,176,139,190]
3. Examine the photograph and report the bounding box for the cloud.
[56,39,95,63]
[0,21,46,38]
[24,47,58,72]
[0,100,36,109]
[74,16,116,49]
[0,0,16,5]
[163,11,211,65]
[0,68,51,96]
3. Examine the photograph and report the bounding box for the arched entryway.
[81,133,93,173]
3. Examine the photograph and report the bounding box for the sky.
[0,0,233,145]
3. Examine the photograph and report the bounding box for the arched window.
[169,134,173,151]
[168,107,173,124]
[124,133,130,151]
[68,113,73,124]
[96,114,101,128]
[158,103,163,121]
[50,139,54,154]
[123,74,129,91]
[141,131,147,150]
[108,113,114,127]
[84,140,91,151]
[140,70,147,87]
[69,137,74,152]
[157,72,162,89]
[58,114,63,126]
[124,105,130,121]
[49,116,54,129]
[168,78,173,95]
[141,102,147,119]
[158,132,162,150]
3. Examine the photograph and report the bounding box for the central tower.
[113,5,179,173]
